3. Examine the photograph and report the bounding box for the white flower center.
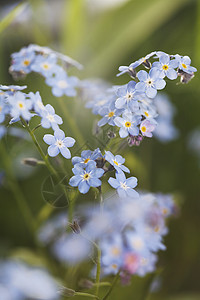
[126,92,133,102]
[47,114,54,122]
[120,182,128,190]
[146,78,154,87]
[56,140,64,148]
[57,80,68,89]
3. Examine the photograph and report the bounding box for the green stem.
[57,98,85,146]
[95,244,101,297]
[0,142,36,235]
[102,271,120,300]
[21,118,57,176]
[75,292,99,299]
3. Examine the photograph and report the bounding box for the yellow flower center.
[162,208,168,215]
[83,173,90,180]
[112,264,118,269]
[18,102,24,108]
[125,121,131,128]
[108,111,114,118]
[154,226,160,232]
[141,126,146,132]
[182,63,187,69]
[23,60,30,66]
[144,112,149,117]
[162,64,169,70]
[111,247,120,256]
[84,158,90,164]
[43,63,50,69]
[113,160,118,166]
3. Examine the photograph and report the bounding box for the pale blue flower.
[108,171,139,198]
[176,55,197,75]
[115,81,140,111]
[43,129,75,159]
[10,51,36,74]
[72,148,102,167]
[8,92,33,121]
[69,161,104,194]
[136,68,166,98]
[46,70,78,97]
[30,54,58,78]
[40,104,63,130]
[105,151,130,173]
[114,111,141,138]
[152,54,178,80]
[28,91,45,115]
[98,102,122,127]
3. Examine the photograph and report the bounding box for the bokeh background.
[0,0,200,299]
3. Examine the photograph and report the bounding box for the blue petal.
[63,137,75,147]
[43,134,55,145]
[88,178,101,187]
[117,187,127,198]
[108,177,120,189]
[154,79,166,90]
[166,69,177,80]
[72,157,82,165]
[116,171,126,182]
[119,127,128,138]
[137,70,148,81]
[78,180,90,194]
[126,188,139,198]
[48,144,59,157]
[60,147,71,159]
[126,177,138,188]
[69,175,82,187]
[120,165,130,173]
[115,97,126,109]
[54,129,65,140]
[146,87,157,98]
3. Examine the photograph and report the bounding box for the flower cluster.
[9,44,80,97]
[38,192,176,282]
[69,148,139,196]
[0,85,75,158]
[81,51,196,145]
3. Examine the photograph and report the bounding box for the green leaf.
[0,2,28,35]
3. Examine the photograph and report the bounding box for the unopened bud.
[128,67,137,78]
[9,67,26,80]
[95,157,105,168]
[58,286,75,297]
[127,135,143,147]
[177,68,194,84]
[68,220,81,234]
[107,130,116,139]
[142,59,151,69]
[79,279,94,289]
[22,158,41,167]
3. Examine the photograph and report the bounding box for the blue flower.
[136,68,166,98]
[105,151,130,173]
[0,85,27,92]
[10,50,36,74]
[0,95,10,123]
[115,81,140,111]
[40,104,63,130]
[69,161,104,194]
[31,54,59,78]
[45,70,78,97]
[108,171,139,198]
[175,55,197,75]
[43,129,75,159]
[117,51,156,77]
[98,102,122,127]
[152,54,178,80]
[8,91,33,121]
[28,91,46,115]
[72,148,102,167]
[114,111,141,138]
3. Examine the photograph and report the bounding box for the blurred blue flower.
[31,54,58,78]
[98,101,122,127]
[8,92,33,121]
[43,129,75,159]
[10,50,36,74]
[69,161,104,194]
[46,70,78,97]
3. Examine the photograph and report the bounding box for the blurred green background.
[0,0,200,299]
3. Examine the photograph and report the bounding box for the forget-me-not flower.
[40,104,63,130]
[105,151,130,173]
[8,91,33,121]
[69,160,104,194]
[114,111,141,138]
[46,70,78,97]
[136,68,166,98]
[108,171,139,198]
[98,102,122,127]
[31,54,58,78]
[175,55,197,75]
[115,81,140,111]
[152,54,178,80]
[140,119,156,138]
[43,129,75,159]
[72,148,102,167]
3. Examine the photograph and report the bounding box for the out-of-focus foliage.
[0,0,200,299]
